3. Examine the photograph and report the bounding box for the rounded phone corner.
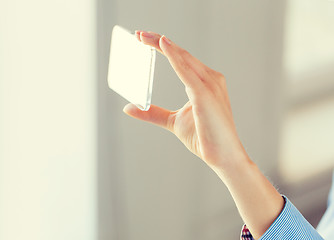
[135,103,151,111]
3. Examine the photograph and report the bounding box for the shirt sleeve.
[240,195,324,240]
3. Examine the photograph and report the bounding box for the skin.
[123,30,284,239]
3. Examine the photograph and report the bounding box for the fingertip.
[159,35,172,53]
[135,30,142,41]
[159,36,165,52]
[123,103,138,114]
[162,35,172,45]
[141,31,154,39]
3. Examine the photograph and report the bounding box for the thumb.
[123,103,174,131]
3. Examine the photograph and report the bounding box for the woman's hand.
[123,31,248,169]
[123,31,285,240]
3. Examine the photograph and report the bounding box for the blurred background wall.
[1,0,334,240]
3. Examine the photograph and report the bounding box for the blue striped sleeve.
[260,195,324,239]
[240,196,325,240]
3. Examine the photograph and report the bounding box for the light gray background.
[97,1,329,240]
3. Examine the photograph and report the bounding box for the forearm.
[210,152,284,240]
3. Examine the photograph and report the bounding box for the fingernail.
[135,31,142,41]
[123,103,135,113]
[141,31,154,38]
[162,35,171,45]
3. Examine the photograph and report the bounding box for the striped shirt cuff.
[240,195,324,240]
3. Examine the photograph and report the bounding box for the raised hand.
[123,30,285,240]
[123,30,247,168]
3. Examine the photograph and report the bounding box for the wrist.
[208,149,255,181]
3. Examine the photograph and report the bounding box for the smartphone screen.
[108,25,156,111]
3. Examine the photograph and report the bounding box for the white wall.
[0,1,97,240]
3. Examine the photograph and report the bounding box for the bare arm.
[123,31,284,240]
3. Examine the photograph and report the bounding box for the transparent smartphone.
[108,25,156,111]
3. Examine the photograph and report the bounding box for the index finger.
[135,31,164,55]
[136,31,209,89]
[158,35,208,89]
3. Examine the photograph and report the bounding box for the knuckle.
[179,56,191,71]
[166,112,176,132]
[180,49,191,60]
[214,71,225,81]
[203,67,225,81]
